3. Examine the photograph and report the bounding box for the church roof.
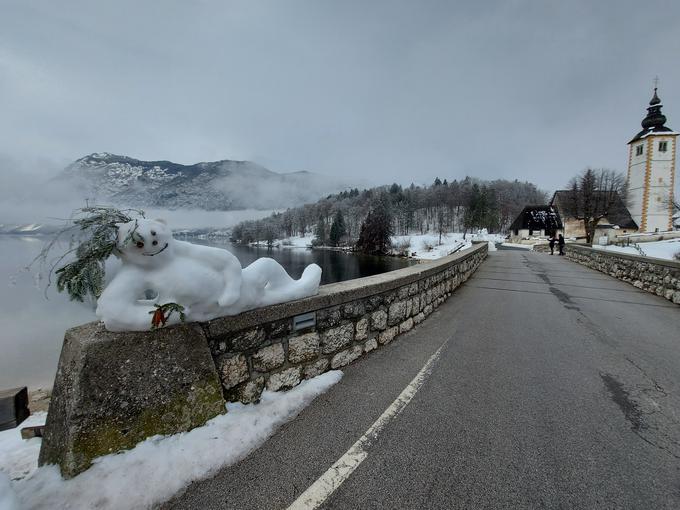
[550,191,638,229]
[629,88,678,143]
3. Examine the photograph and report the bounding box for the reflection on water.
[188,237,414,285]
[0,236,415,389]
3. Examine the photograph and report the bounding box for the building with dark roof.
[508,205,563,242]
[550,190,638,239]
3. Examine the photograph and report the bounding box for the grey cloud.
[1,0,679,194]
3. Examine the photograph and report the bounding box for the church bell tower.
[626,85,678,232]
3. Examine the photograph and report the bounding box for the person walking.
[558,234,565,256]
[549,235,556,255]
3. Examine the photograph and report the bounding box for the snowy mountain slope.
[58,153,354,210]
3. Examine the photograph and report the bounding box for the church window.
[635,145,643,156]
[659,141,668,152]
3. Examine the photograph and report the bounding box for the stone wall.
[204,243,488,404]
[40,243,487,476]
[538,243,680,305]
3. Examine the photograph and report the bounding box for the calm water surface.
[0,235,414,389]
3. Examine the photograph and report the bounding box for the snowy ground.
[251,231,505,260]
[250,234,315,249]
[0,371,341,510]
[593,239,680,261]
[392,232,505,260]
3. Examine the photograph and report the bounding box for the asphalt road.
[161,250,680,509]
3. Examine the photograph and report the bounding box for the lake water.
[0,236,414,389]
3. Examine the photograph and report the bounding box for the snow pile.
[0,472,20,510]
[0,371,342,510]
[593,239,680,261]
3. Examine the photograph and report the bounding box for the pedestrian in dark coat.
[549,235,556,255]
[558,234,565,256]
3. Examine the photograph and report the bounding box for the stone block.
[230,328,266,351]
[38,322,226,478]
[0,386,29,432]
[379,326,399,345]
[267,367,302,391]
[388,301,407,326]
[371,310,388,331]
[251,343,285,372]
[399,317,414,334]
[331,345,363,369]
[288,332,321,364]
[218,354,250,389]
[342,301,366,318]
[303,358,330,379]
[317,306,342,328]
[364,338,378,353]
[355,317,369,341]
[413,312,426,324]
[320,323,354,354]
[227,377,265,404]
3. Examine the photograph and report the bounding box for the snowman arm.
[96,271,158,331]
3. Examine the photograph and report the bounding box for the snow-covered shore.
[249,231,505,260]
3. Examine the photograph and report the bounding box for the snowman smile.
[142,243,169,256]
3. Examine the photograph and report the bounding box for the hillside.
[58,153,353,210]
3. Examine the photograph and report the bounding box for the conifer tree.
[357,198,393,254]
[313,215,327,246]
[329,210,347,246]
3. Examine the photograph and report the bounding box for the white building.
[626,88,678,232]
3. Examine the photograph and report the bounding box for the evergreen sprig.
[33,205,145,302]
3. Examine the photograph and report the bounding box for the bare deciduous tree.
[566,168,627,243]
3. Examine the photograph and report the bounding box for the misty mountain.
[58,153,354,210]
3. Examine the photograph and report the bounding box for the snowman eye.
[136,241,144,248]
[151,231,156,236]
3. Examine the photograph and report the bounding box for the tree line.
[231,177,546,252]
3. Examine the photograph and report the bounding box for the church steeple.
[630,83,674,142]
[640,87,667,131]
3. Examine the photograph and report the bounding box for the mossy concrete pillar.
[39,322,226,478]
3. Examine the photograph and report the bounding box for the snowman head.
[116,218,174,266]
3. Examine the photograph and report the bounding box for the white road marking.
[286,342,447,510]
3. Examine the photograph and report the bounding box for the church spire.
[641,86,666,130]
[629,81,675,143]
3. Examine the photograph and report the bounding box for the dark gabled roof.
[550,190,638,229]
[629,88,677,143]
[508,205,563,232]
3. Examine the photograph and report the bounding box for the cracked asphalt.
[161,250,680,509]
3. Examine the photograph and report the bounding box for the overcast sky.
[1,0,679,193]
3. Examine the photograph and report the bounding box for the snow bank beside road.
[0,371,342,510]
[593,239,680,261]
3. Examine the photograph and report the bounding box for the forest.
[231,177,546,247]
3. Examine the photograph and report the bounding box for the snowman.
[95,218,321,331]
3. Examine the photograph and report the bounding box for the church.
[626,86,678,233]
[509,86,678,243]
